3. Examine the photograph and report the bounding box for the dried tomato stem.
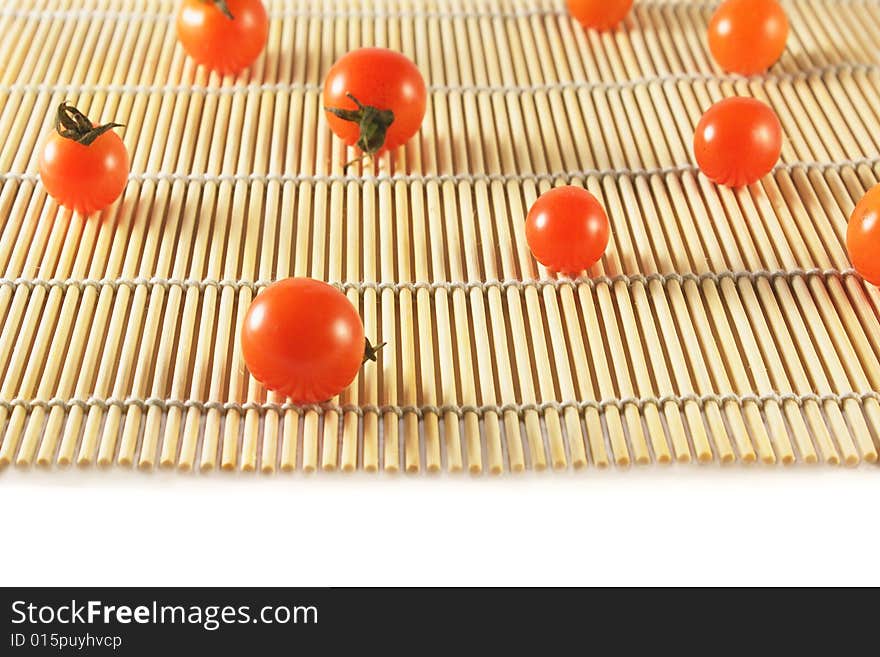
[206,0,235,20]
[342,152,372,173]
[55,102,124,146]
[325,92,395,160]
[363,337,386,364]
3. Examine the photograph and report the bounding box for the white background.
[3,467,879,586]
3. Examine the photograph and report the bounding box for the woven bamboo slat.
[0,0,878,474]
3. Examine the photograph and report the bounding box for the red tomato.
[708,0,788,75]
[693,97,782,187]
[176,0,268,75]
[525,186,610,273]
[323,48,427,159]
[566,0,633,31]
[241,278,375,404]
[847,185,880,286]
[38,103,128,216]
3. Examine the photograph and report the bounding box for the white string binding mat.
[2,0,880,22]
[4,62,879,96]
[0,267,865,295]
[2,154,880,185]
[1,390,878,421]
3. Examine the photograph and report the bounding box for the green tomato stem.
[325,92,395,163]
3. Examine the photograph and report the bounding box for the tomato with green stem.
[241,278,384,404]
[525,186,610,274]
[176,0,268,75]
[847,184,880,286]
[566,0,633,31]
[37,102,129,216]
[693,97,782,187]
[708,0,788,75]
[323,48,427,168]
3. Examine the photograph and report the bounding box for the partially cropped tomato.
[525,186,610,273]
[566,0,632,31]
[693,97,782,187]
[323,48,427,161]
[38,102,128,216]
[242,278,382,404]
[847,185,880,286]
[176,0,268,75]
[708,0,788,75]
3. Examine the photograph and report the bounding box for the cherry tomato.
[693,97,782,187]
[566,0,633,31]
[241,278,380,404]
[847,185,880,286]
[323,48,427,160]
[525,186,610,273]
[38,103,128,216]
[176,0,268,75]
[708,0,788,75]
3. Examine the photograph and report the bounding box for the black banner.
[0,586,856,653]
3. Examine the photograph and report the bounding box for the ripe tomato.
[241,278,380,404]
[693,97,782,187]
[847,185,880,286]
[525,186,610,273]
[323,48,427,160]
[708,0,788,75]
[176,0,268,75]
[37,102,128,216]
[566,0,633,31]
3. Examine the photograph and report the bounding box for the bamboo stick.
[253,4,297,475]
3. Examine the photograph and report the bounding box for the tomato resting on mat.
[525,186,610,273]
[708,0,788,75]
[693,97,782,187]
[176,0,268,75]
[847,185,880,286]
[566,0,633,31]
[323,48,427,164]
[241,278,382,404]
[37,102,128,216]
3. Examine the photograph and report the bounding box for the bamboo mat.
[0,0,879,475]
